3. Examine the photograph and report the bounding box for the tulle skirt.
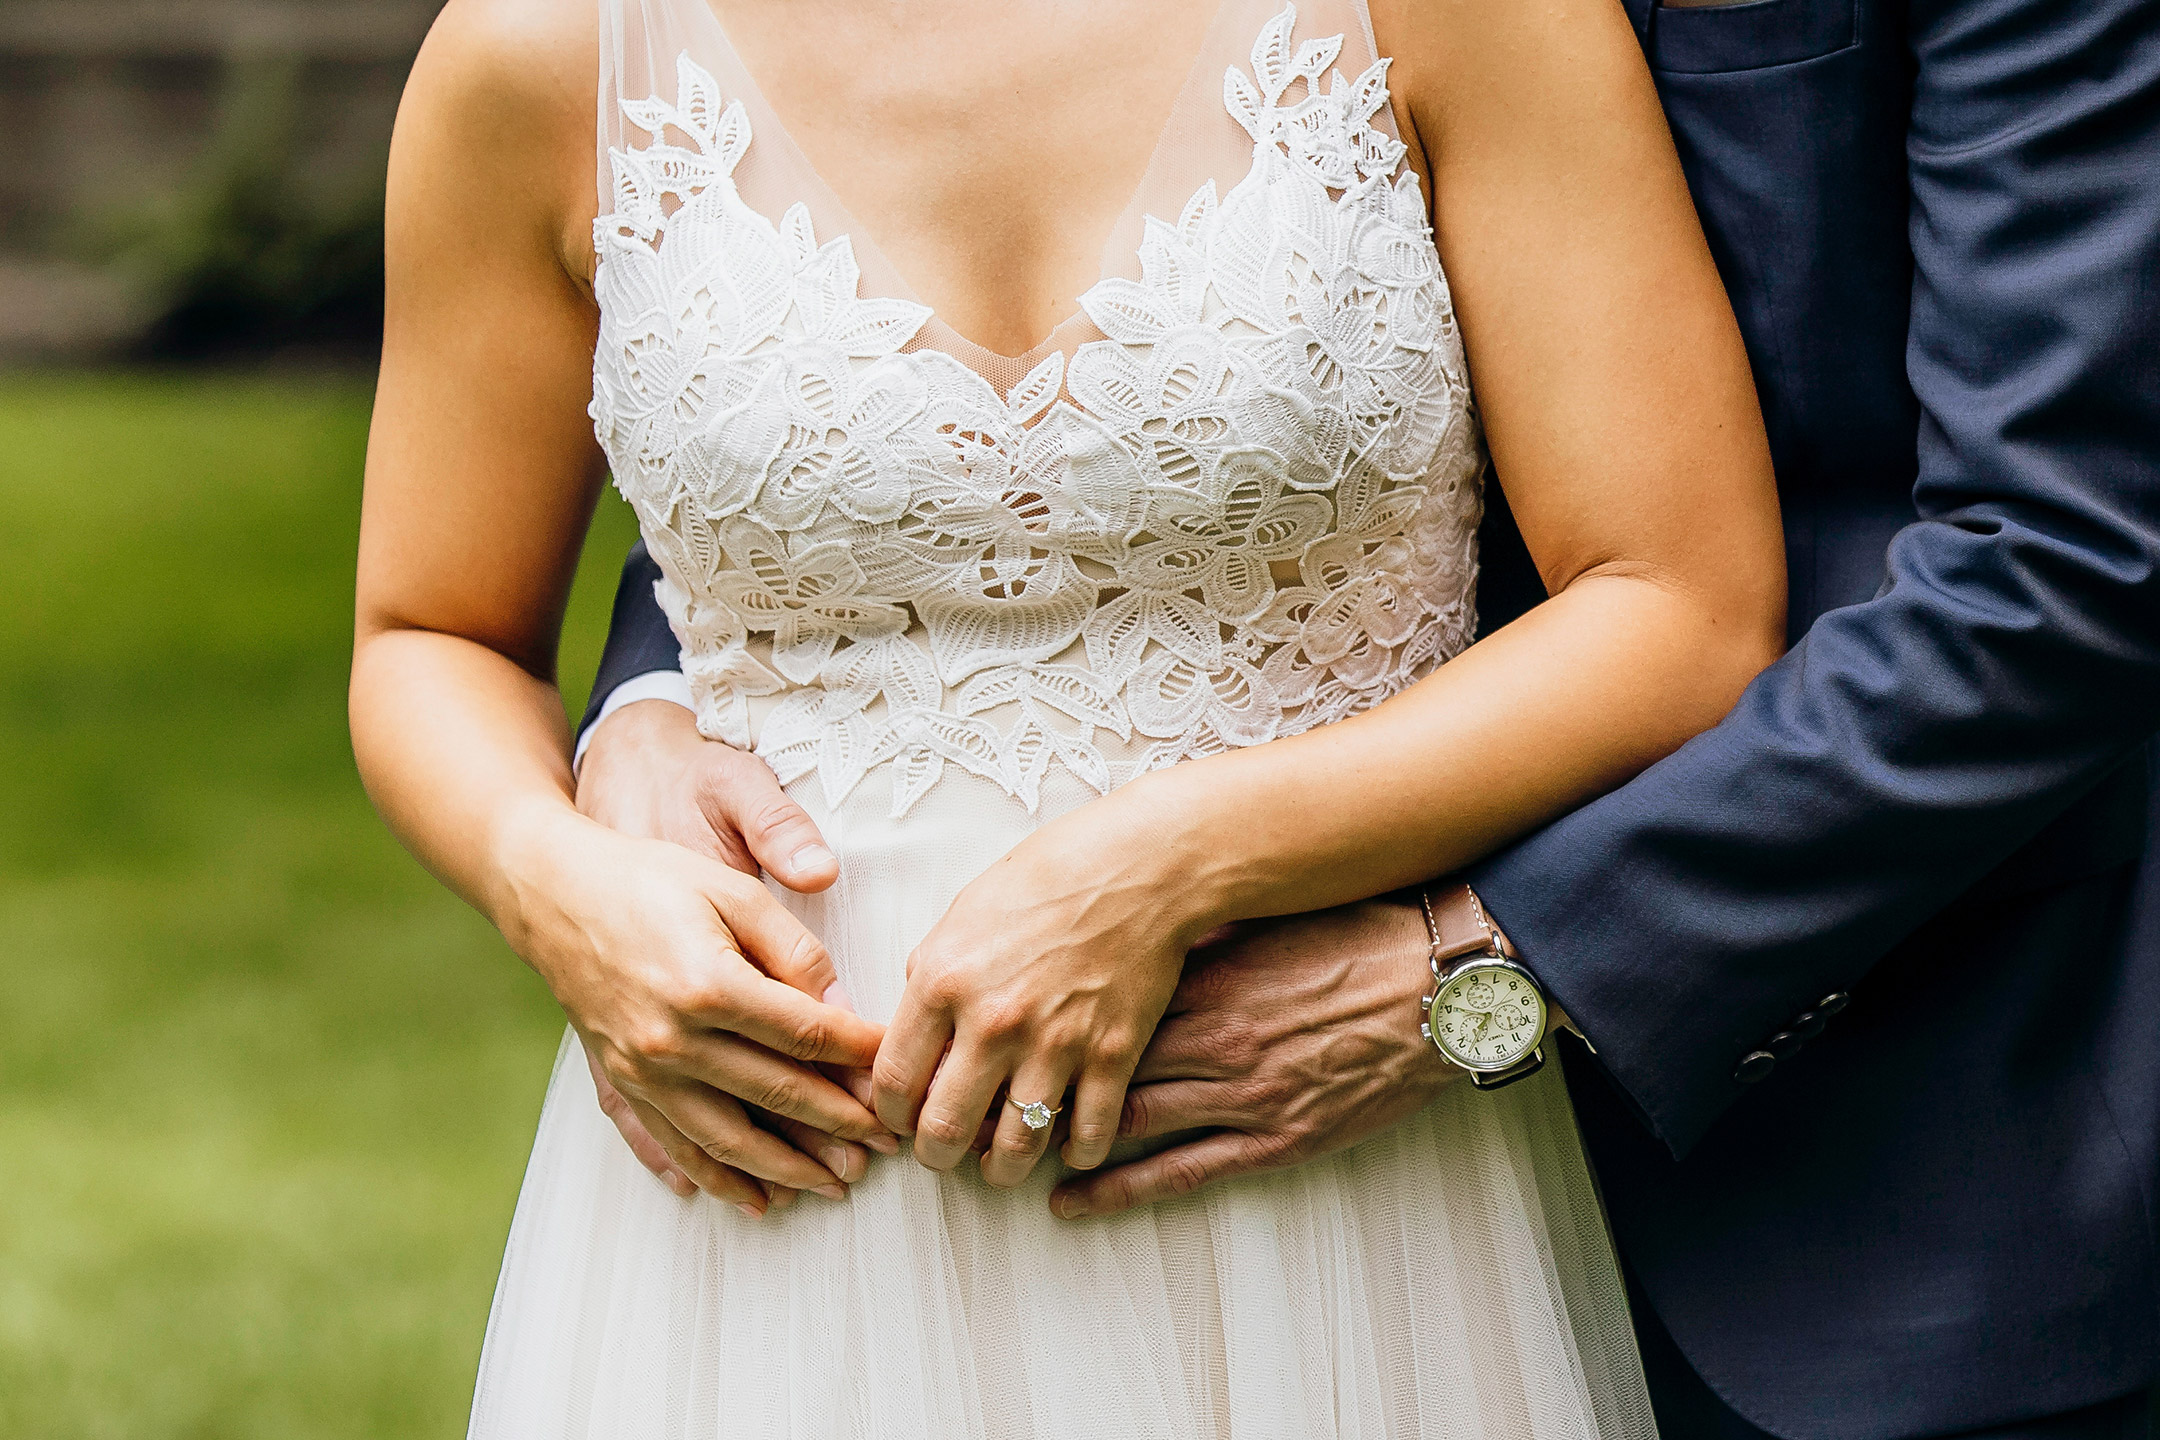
[466,770,1656,1440]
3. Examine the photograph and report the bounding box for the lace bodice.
[590,0,1485,815]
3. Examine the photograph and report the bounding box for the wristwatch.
[1417,883,1550,1090]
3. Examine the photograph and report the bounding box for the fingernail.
[736,1203,764,1220]
[822,980,856,1011]
[1056,1193,1090,1219]
[865,1134,900,1155]
[821,1147,859,1181]
[790,844,835,874]
[667,1172,696,1198]
[813,1184,847,1201]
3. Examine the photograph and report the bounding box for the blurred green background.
[0,5,657,1430]
[0,370,641,1437]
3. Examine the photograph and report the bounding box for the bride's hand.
[872,783,1209,1187]
[575,698,887,1209]
[499,804,892,1215]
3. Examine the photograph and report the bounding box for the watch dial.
[1428,964,1545,1071]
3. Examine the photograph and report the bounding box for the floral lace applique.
[590,4,1485,815]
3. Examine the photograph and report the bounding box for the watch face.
[1427,962,1546,1072]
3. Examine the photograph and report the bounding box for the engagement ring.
[1008,1094,1062,1132]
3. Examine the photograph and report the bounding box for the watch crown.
[1419,1022,1433,1042]
[1421,992,1436,1007]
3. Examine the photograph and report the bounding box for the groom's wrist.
[581,692,703,771]
[573,670,695,773]
[1451,886,1595,1053]
[1375,895,1464,1095]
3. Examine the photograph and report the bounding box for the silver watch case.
[1420,953,1550,1091]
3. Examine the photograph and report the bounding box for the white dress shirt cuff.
[571,670,696,774]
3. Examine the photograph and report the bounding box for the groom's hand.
[575,698,889,1208]
[578,699,839,891]
[1049,898,1456,1219]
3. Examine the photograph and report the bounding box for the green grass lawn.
[0,371,642,1438]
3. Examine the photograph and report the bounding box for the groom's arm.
[575,540,839,886]
[1466,0,2160,1155]
[573,540,690,765]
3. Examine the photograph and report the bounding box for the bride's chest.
[708,0,1219,354]
[602,193,1470,578]
[594,1,1479,594]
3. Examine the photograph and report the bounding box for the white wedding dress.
[468,1,1656,1435]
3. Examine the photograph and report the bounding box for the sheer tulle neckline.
[682,0,1239,371]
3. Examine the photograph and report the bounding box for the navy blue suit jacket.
[581,0,2160,1434]
[1465,0,2160,1434]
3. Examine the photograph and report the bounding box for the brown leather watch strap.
[1421,882,1515,965]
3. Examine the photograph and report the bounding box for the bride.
[350,0,1782,1432]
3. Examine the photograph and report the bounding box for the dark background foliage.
[103,60,387,359]
[0,2,432,364]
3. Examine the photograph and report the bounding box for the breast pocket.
[1651,0,1859,74]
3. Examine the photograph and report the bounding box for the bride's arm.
[876,0,1785,1184]
[350,0,887,1213]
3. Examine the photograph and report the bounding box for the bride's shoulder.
[1369,0,1664,151]
[398,0,597,176]
[407,0,596,121]
[391,0,600,269]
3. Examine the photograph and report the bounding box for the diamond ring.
[1007,1094,1063,1133]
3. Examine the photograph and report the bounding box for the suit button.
[1790,1010,1827,1040]
[1817,992,1851,1016]
[1765,1030,1804,1060]
[1734,1050,1777,1084]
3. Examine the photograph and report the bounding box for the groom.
[569,0,2160,1433]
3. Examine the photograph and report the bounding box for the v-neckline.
[685,0,1244,370]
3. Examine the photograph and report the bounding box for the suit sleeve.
[1466,0,2160,1155]
[575,540,684,739]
